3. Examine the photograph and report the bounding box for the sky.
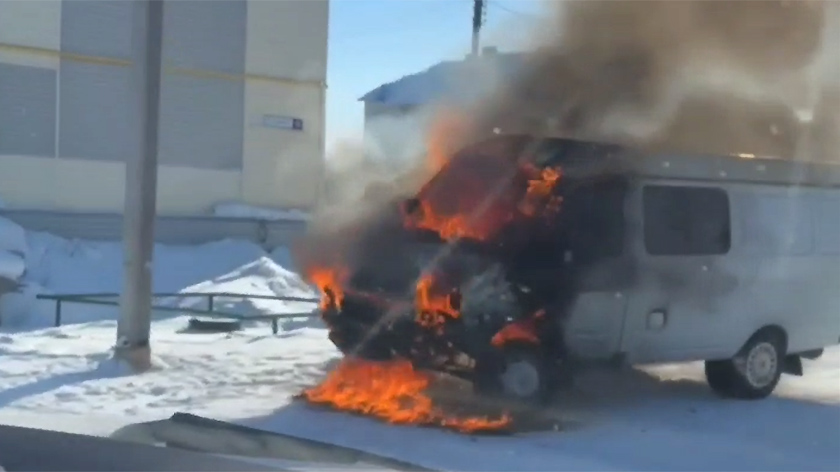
[324,0,547,152]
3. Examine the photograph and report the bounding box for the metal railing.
[35,292,321,334]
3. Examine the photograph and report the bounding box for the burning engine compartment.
[322,137,626,360]
[299,136,630,433]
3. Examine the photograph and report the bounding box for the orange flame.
[301,110,571,434]
[308,267,346,310]
[518,166,563,217]
[490,309,545,349]
[302,358,511,433]
[405,200,489,242]
[415,274,460,328]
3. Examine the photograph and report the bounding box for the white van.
[551,147,840,401]
[323,136,840,403]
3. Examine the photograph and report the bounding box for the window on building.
[643,185,731,256]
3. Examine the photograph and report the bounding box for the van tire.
[473,344,553,405]
[704,329,786,400]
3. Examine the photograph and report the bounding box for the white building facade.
[0,0,328,215]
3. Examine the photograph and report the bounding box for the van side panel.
[619,181,735,363]
[718,186,840,355]
[618,179,840,364]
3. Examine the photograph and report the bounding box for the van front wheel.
[473,345,553,404]
[705,329,786,400]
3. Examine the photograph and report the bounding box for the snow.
[0,321,333,420]
[0,252,24,282]
[0,217,26,282]
[0,227,316,329]
[213,202,312,222]
[0,217,25,255]
[0,215,838,471]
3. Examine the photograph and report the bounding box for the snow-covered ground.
[0,215,837,471]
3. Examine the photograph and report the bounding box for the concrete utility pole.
[471,0,485,56]
[116,0,164,370]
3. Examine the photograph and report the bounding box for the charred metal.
[320,135,632,385]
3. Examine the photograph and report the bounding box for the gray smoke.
[468,0,832,160]
[295,0,837,278]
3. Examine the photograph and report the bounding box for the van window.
[643,185,731,255]
[565,177,627,261]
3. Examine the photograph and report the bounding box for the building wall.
[243,0,327,211]
[0,0,327,216]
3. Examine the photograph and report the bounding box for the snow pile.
[0,218,26,282]
[213,203,311,222]
[163,256,317,318]
[0,216,318,328]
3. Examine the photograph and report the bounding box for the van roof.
[472,134,840,188]
[629,149,840,188]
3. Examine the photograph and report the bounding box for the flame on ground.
[302,358,512,433]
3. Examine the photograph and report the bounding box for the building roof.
[359,51,527,107]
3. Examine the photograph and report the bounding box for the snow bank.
[0,251,24,282]
[213,203,311,222]
[163,256,319,320]
[0,217,25,254]
[0,217,27,282]
[0,218,317,329]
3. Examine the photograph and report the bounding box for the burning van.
[312,134,840,404]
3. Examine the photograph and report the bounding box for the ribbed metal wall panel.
[60,0,133,59]
[158,74,244,169]
[56,0,247,169]
[0,63,57,157]
[58,62,138,162]
[0,210,308,248]
[58,0,137,163]
[157,0,246,170]
[162,0,247,74]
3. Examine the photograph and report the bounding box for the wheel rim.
[744,341,778,389]
[500,359,540,399]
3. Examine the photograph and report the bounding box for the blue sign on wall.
[261,115,303,131]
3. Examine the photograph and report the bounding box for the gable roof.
[359,52,527,107]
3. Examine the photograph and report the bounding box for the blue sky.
[324,0,545,151]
